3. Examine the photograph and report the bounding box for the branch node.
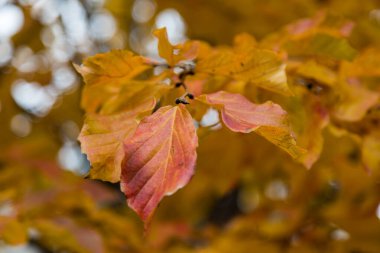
[175,98,190,105]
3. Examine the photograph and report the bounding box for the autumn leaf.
[153,27,199,66]
[332,80,379,122]
[263,13,357,61]
[295,60,337,87]
[233,33,258,53]
[99,80,169,115]
[197,91,305,160]
[5,1,380,251]
[121,105,198,223]
[32,219,97,253]
[291,98,330,169]
[0,218,27,245]
[74,50,151,112]
[153,28,174,65]
[362,132,380,172]
[74,50,149,86]
[78,99,156,182]
[285,33,358,61]
[346,48,380,77]
[196,37,292,96]
[176,40,201,62]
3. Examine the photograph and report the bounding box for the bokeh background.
[1,0,380,252]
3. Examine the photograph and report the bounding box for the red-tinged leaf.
[198,91,305,159]
[175,40,200,62]
[78,100,156,182]
[51,218,105,253]
[286,17,320,35]
[121,105,198,223]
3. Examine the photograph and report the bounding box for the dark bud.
[175,82,182,88]
[186,93,194,99]
[371,118,379,126]
[175,98,189,105]
[306,82,313,90]
[188,70,195,76]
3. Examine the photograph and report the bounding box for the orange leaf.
[99,80,169,115]
[153,27,199,66]
[0,218,27,245]
[292,99,329,169]
[175,40,200,62]
[121,105,198,224]
[196,46,292,96]
[74,50,151,113]
[362,132,380,172]
[198,91,305,159]
[333,81,379,122]
[154,27,175,65]
[78,99,156,182]
[74,50,149,87]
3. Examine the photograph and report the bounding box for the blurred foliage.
[0,0,380,252]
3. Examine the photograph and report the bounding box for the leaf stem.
[174,63,195,105]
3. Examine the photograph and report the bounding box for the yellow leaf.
[347,48,380,77]
[333,82,379,122]
[362,132,380,172]
[0,218,27,245]
[296,60,337,87]
[32,219,92,253]
[99,81,169,115]
[154,27,200,65]
[154,27,175,65]
[233,33,257,53]
[196,41,292,96]
[285,33,358,61]
[288,96,329,169]
[74,50,151,113]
